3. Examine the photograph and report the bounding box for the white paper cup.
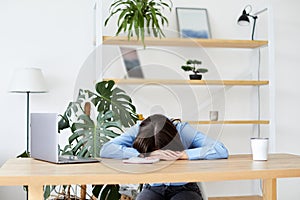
[251,138,269,161]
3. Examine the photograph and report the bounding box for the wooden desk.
[1,154,300,200]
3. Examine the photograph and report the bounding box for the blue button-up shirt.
[100,121,229,186]
[100,121,228,160]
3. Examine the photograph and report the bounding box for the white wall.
[272,0,300,199]
[0,0,94,199]
[0,0,300,199]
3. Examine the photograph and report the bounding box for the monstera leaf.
[67,111,122,158]
[58,89,90,133]
[88,80,138,127]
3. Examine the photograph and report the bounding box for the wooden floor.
[209,196,262,200]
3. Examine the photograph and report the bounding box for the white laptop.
[30,113,99,164]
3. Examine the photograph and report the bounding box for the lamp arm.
[250,15,257,40]
[253,8,268,16]
[245,14,258,40]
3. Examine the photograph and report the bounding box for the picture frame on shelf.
[119,47,144,79]
[176,7,211,39]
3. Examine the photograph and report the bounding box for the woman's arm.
[178,122,229,160]
[100,123,141,159]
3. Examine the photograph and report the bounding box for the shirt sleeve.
[178,122,229,160]
[99,123,141,159]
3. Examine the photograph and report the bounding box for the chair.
[198,182,208,200]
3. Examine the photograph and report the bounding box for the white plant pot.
[250,138,269,161]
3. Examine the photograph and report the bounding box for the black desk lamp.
[238,5,268,40]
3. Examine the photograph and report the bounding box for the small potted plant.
[181,59,208,80]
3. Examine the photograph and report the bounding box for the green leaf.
[43,185,56,199]
[93,80,138,127]
[100,185,120,200]
[92,184,104,198]
[17,150,30,158]
[106,184,121,200]
[195,68,208,73]
[181,66,195,72]
[57,114,69,133]
[65,111,122,158]
[43,186,51,199]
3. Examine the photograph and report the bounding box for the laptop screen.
[30,113,59,163]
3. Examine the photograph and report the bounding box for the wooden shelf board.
[103,36,268,48]
[104,79,269,86]
[209,195,262,200]
[187,120,270,125]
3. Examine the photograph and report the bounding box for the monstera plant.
[45,80,139,200]
[59,80,138,158]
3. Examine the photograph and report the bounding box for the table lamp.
[9,67,48,155]
[237,5,268,40]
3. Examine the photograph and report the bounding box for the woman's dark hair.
[133,114,184,154]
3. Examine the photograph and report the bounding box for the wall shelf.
[104,78,269,86]
[187,120,269,125]
[102,36,268,48]
[102,36,270,126]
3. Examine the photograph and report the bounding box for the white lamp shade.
[9,68,48,93]
[238,20,250,26]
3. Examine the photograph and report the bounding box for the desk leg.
[28,184,43,200]
[262,178,277,200]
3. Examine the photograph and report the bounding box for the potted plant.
[104,0,172,46]
[181,59,208,80]
[44,80,139,199]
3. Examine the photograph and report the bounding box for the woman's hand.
[148,150,188,160]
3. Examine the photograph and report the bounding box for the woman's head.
[133,114,184,154]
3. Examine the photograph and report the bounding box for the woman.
[100,114,229,200]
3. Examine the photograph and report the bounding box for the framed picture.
[119,47,144,79]
[176,7,211,39]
